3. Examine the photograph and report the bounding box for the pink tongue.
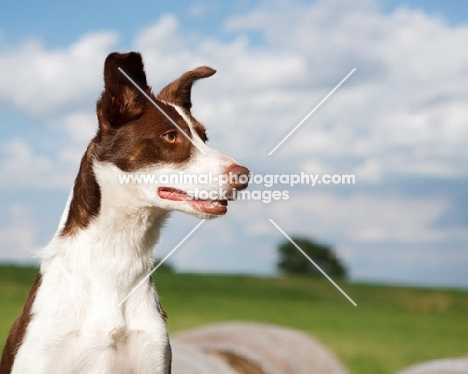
[158,189,189,201]
[158,188,228,215]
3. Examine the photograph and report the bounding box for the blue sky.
[0,0,467,289]
[2,0,468,47]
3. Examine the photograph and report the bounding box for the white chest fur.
[12,198,171,374]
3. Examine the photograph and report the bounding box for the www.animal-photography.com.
[0,1,467,373]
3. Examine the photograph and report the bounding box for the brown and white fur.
[0,52,249,374]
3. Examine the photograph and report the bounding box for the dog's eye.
[161,131,177,144]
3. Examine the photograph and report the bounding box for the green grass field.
[1,265,467,374]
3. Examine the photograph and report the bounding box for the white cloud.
[0,139,51,185]
[220,0,468,178]
[0,31,116,188]
[59,111,97,144]
[228,190,451,245]
[0,204,38,260]
[0,31,117,115]
[0,139,73,188]
[52,111,97,166]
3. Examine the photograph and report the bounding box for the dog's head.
[80,52,249,222]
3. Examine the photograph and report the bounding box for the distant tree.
[277,237,347,278]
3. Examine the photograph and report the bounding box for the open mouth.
[157,187,228,216]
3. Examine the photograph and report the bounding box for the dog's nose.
[226,164,250,191]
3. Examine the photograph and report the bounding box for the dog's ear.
[97,52,150,132]
[157,66,216,111]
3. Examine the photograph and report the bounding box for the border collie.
[1,52,249,374]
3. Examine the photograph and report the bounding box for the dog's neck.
[42,160,169,299]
